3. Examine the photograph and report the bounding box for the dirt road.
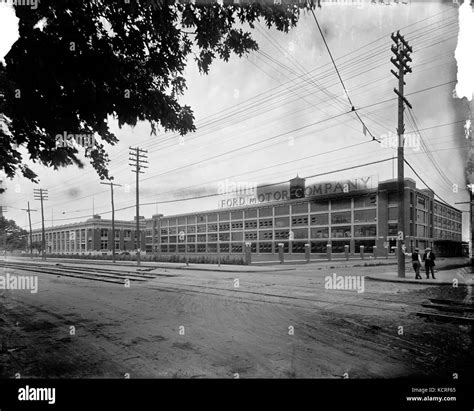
[0,261,472,378]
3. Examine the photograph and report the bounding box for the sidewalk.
[367,266,474,286]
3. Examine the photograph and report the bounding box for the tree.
[0,217,28,251]
[0,0,311,192]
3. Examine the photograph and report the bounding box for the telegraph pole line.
[129,147,148,266]
[33,188,48,260]
[21,202,37,258]
[391,31,412,278]
[100,181,122,263]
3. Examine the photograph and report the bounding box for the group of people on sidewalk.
[402,244,436,280]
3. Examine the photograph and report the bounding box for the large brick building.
[150,176,463,261]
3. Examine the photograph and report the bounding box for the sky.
[0,0,473,240]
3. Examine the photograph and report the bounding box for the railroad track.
[0,261,170,285]
[416,298,474,325]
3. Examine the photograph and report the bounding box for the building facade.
[30,215,146,255]
[151,177,463,261]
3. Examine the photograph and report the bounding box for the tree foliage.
[0,0,307,190]
[0,217,28,251]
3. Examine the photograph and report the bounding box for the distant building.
[30,215,146,255]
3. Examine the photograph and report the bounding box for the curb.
[366,275,470,286]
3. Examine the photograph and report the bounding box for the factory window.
[245,232,257,240]
[354,209,376,223]
[310,201,329,212]
[259,219,273,228]
[274,242,289,253]
[169,218,178,226]
[310,227,329,239]
[161,245,168,253]
[354,225,376,237]
[219,243,229,253]
[274,217,289,228]
[160,237,168,243]
[178,244,185,253]
[417,197,426,208]
[197,244,206,253]
[187,225,196,233]
[197,234,206,242]
[231,221,243,230]
[169,244,176,253]
[168,227,177,235]
[275,205,289,216]
[115,242,120,250]
[292,203,308,214]
[259,243,273,253]
[208,223,218,232]
[388,192,398,205]
[124,230,131,239]
[245,220,258,229]
[311,241,327,253]
[245,209,257,219]
[100,241,108,250]
[207,234,217,242]
[178,217,186,225]
[219,223,230,231]
[331,212,351,224]
[231,243,243,253]
[388,223,398,236]
[388,207,398,221]
[274,230,290,240]
[219,212,230,221]
[100,229,108,237]
[259,208,273,218]
[197,215,206,223]
[331,198,351,210]
[208,244,217,253]
[231,210,243,220]
[292,216,308,226]
[187,244,195,253]
[114,230,120,238]
[292,242,307,253]
[331,241,349,253]
[292,228,308,239]
[310,214,329,226]
[232,232,243,241]
[207,214,217,222]
[259,231,273,240]
[219,233,230,242]
[354,195,376,208]
[169,236,177,243]
[187,216,196,224]
[355,240,375,253]
[331,226,351,238]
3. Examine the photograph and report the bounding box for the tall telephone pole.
[33,188,48,260]
[129,147,148,266]
[391,31,412,278]
[21,202,37,257]
[0,205,7,258]
[100,181,122,263]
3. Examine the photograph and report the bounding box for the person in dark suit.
[402,245,422,279]
[423,248,436,279]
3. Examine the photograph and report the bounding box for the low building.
[30,215,146,255]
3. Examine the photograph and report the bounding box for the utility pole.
[0,205,7,259]
[100,181,122,263]
[33,188,48,260]
[391,31,412,278]
[21,202,37,258]
[129,147,148,266]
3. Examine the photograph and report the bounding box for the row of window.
[159,225,377,243]
[434,204,462,221]
[434,229,462,242]
[160,240,376,254]
[160,196,377,227]
[160,210,377,235]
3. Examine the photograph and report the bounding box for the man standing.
[402,245,422,279]
[423,247,436,279]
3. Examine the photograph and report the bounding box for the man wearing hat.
[422,247,436,279]
[402,245,422,279]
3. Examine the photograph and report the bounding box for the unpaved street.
[0,260,473,378]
